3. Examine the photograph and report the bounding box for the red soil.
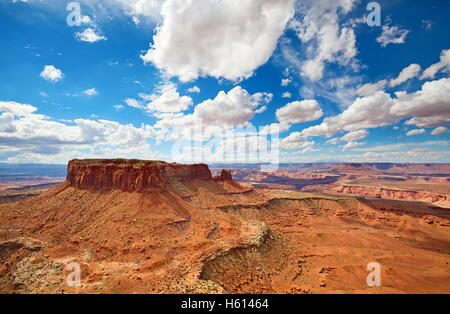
[0,160,449,294]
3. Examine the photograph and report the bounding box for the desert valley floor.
[0,160,449,293]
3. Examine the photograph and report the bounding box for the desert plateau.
[2,0,450,299]
[0,159,448,294]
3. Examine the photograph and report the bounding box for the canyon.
[219,163,450,208]
[0,159,449,294]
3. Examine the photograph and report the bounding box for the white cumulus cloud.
[0,100,156,162]
[431,127,448,136]
[342,141,365,151]
[152,86,273,143]
[356,80,388,96]
[124,98,144,109]
[391,78,450,127]
[406,129,426,136]
[420,49,450,80]
[302,91,396,138]
[141,0,295,82]
[194,86,272,127]
[40,65,63,83]
[281,78,292,86]
[114,0,164,24]
[341,130,369,142]
[280,131,314,150]
[144,83,193,113]
[76,28,107,43]
[276,100,323,125]
[390,64,421,87]
[187,86,201,93]
[290,0,359,82]
[83,88,98,96]
[377,25,409,47]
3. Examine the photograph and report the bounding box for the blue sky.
[0,0,449,164]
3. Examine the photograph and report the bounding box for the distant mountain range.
[0,163,67,178]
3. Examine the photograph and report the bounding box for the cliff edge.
[66,159,214,193]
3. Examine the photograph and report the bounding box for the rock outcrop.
[213,169,233,181]
[66,159,214,193]
[336,184,449,206]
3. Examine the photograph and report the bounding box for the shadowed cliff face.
[66,159,213,193]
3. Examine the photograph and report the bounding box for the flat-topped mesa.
[66,159,213,193]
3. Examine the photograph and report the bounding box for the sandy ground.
[0,181,448,294]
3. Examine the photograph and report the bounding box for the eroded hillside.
[0,160,449,293]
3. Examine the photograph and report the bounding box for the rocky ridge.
[66,159,214,193]
[0,160,449,294]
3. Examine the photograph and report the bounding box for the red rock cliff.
[336,184,448,205]
[66,159,213,192]
[214,169,233,181]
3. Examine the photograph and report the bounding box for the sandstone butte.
[0,159,449,294]
[67,159,214,192]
